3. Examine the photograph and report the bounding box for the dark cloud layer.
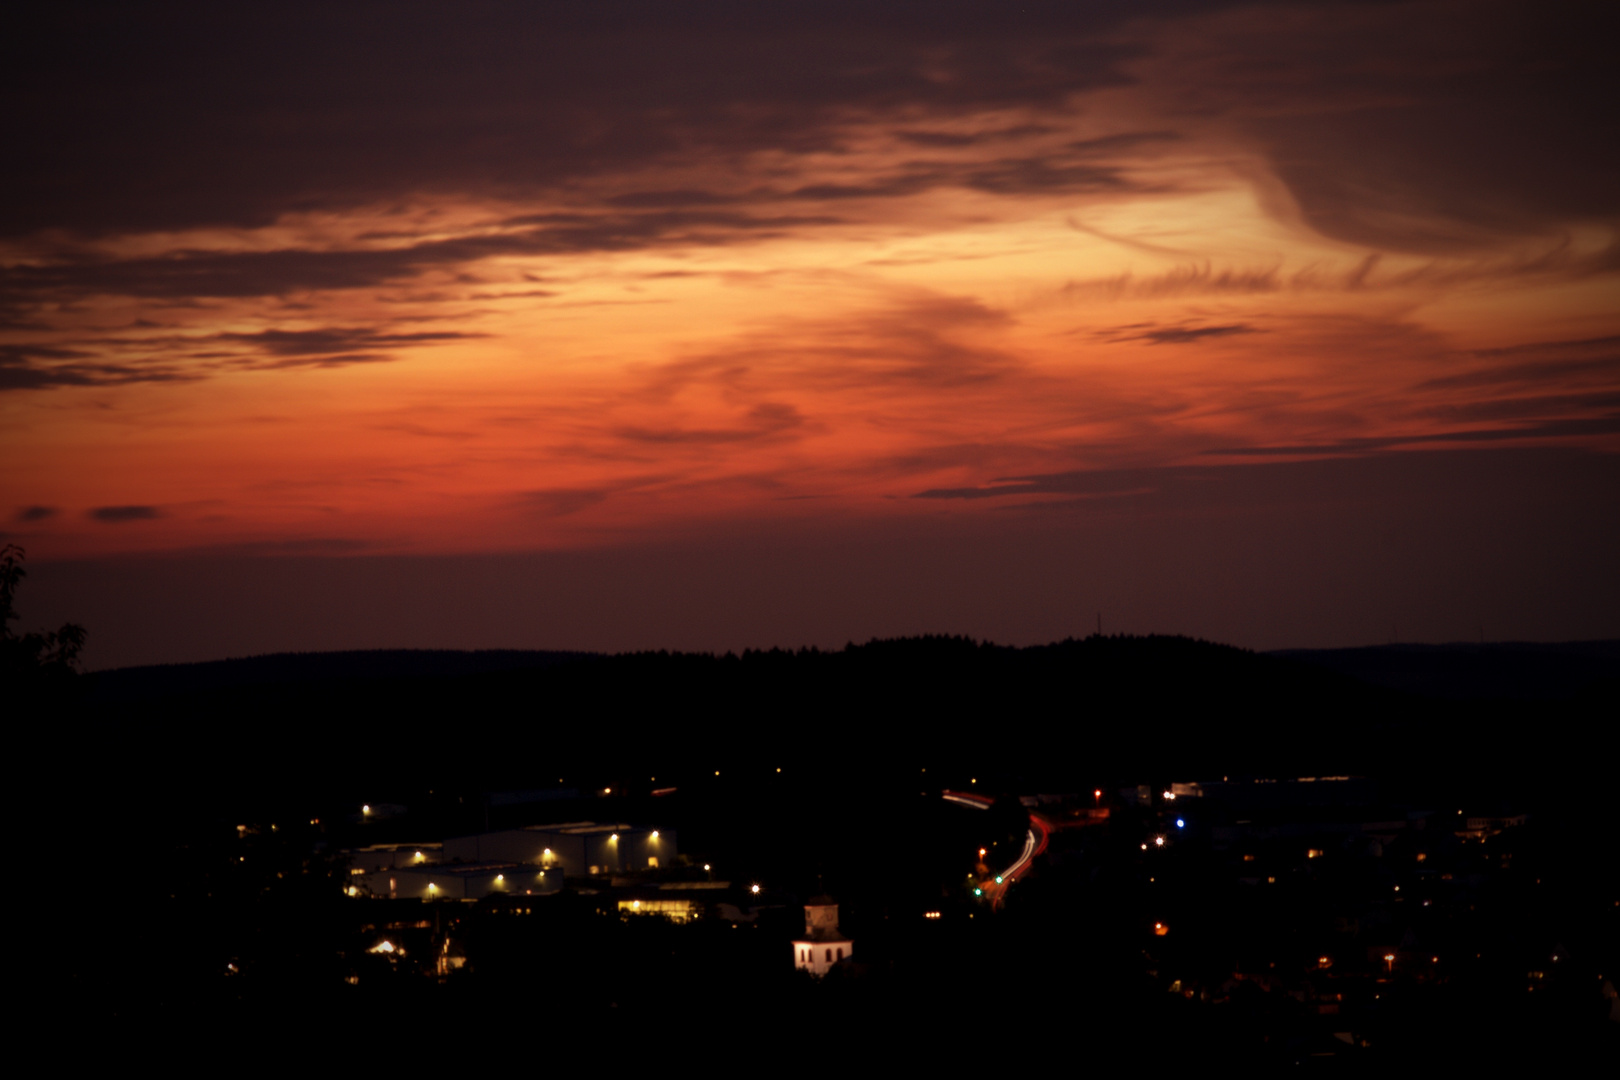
[1102,323,1257,345]
[1,324,486,391]
[0,343,198,391]
[1198,416,1620,458]
[917,422,1620,501]
[88,506,162,523]
[216,327,484,366]
[2,212,842,303]
[2,2,1166,239]
[6,1,1609,256]
[615,402,807,447]
[1227,4,1619,252]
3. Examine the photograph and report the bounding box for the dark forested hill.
[1270,640,1619,700]
[55,634,1616,817]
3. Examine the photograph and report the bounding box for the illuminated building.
[359,863,562,901]
[616,897,703,923]
[344,842,442,871]
[441,822,672,876]
[792,895,853,977]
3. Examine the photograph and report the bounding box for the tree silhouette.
[1,544,86,685]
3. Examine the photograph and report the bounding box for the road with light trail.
[942,790,1051,909]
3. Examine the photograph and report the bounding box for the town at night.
[6,1,1616,1064]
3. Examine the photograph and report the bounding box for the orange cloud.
[3,1,1616,572]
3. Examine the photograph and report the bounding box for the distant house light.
[362,805,372,815]
[650,831,659,840]
[1176,819,1185,829]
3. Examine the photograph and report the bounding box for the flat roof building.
[359,863,562,901]
[442,822,673,876]
[346,843,442,871]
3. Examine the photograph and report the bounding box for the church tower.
[792,894,853,976]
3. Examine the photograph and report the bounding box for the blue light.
[1176,818,1185,828]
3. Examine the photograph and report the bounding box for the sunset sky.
[5,2,1617,667]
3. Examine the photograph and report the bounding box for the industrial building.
[441,821,673,875]
[346,842,442,871]
[356,863,563,901]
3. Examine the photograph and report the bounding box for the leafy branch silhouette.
[1,543,87,683]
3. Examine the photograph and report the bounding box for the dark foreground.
[31,636,1619,1065]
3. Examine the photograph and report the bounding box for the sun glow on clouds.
[3,4,1617,561]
